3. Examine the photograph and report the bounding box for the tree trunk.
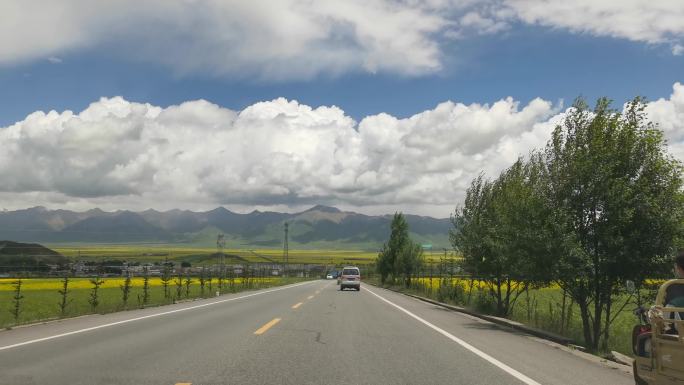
[578,299,594,351]
[601,290,612,352]
[503,277,512,317]
[495,276,504,316]
[467,278,475,305]
[591,281,604,352]
[560,288,567,334]
[575,281,596,351]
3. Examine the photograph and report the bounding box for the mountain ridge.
[0,205,451,249]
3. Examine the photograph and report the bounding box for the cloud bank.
[2,1,683,79]
[1,83,682,216]
[0,0,450,79]
[504,0,684,55]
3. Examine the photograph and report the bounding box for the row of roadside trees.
[451,97,684,352]
[376,213,424,287]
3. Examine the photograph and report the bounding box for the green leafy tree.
[199,268,207,297]
[451,174,496,292]
[452,174,508,315]
[454,158,554,317]
[120,272,132,308]
[377,213,409,283]
[88,276,105,310]
[376,212,424,286]
[10,279,24,323]
[58,274,72,316]
[396,241,424,287]
[175,272,183,300]
[142,266,150,306]
[376,243,391,284]
[160,264,172,299]
[184,274,193,298]
[541,97,684,351]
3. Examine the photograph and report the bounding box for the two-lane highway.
[0,280,633,385]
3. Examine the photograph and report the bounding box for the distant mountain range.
[0,206,451,249]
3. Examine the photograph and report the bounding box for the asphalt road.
[0,280,634,385]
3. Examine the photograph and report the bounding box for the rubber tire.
[357,287,361,291]
[633,361,648,385]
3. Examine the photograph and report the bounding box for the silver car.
[339,266,361,291]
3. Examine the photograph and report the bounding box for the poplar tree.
[542,97,683,351]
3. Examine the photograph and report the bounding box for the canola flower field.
[411,277,666,290]
[0,276,305,329]
[0,277,277,291]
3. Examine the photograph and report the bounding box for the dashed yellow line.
[254,318,281,335]
[292,302,303,309]
[307,295,314,300]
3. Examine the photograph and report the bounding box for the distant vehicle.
[326,273,333,279]
[632,279,684,385]
[339,266,361,291]
[334,270,342,284]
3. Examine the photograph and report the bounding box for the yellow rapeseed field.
[0,277,275,291]
[413,277,566,291]
[413,278,668,291]
[414,277,488,290]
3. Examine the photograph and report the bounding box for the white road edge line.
[365,287,542,385]
[0,280,317,351]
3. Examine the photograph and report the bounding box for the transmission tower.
[283,222,289,276]
[217,233,225,279]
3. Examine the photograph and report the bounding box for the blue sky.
[2,25,682,127]
[0,1,683,216]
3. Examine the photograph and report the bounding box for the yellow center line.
[254,318,281,335]
[292,302,303,309]
[307,295,314,300]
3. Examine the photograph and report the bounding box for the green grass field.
[371,277,640,356]
[508,287,635,356]
[0,276,307,329]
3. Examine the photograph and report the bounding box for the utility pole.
[283,222,289,277]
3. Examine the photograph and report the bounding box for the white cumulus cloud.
[0,0,452,79]
[1,85,682,217]
[645,82,684,162]
[0,93,562,216]
[503,0,684,53]
[2,1,682,80]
